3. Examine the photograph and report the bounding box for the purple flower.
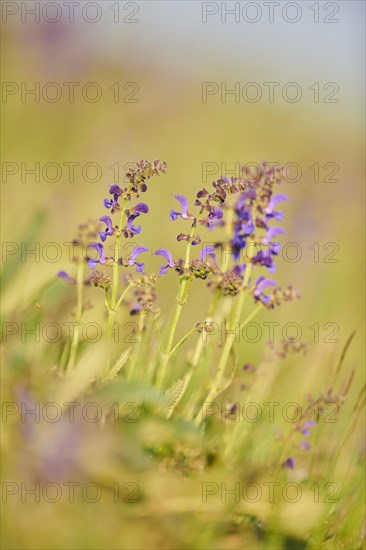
[208,206,224,224]
[170,195,191,221]
[99,216,114,242]
[252,226,285,269]
[134,202,149,214]
[253,276,277,305]
[265,193,288,221]
[154,248,175,275]
[127,246,148,273]
[109,185,122,196]
[282,457,295,469]
[200,245,216,261]
[104,185,122,211]
[263,226,285,244]
[299,441,311,451]
[252,243,280,273]
[232,206,255,261]
[300,420,316,436]
[88,243,105,269]
[57,270,74,283]
[127,203,149,235]
[57,271,91,285]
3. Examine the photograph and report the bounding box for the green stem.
[222,305,264,458]
[180,291,222,421]
[170,327,196,357]
[66,261,84,373]
[115,282,133,311]
[156,222,196,388]
[106,198,128,336]
[127,312,146,380]
[194,264,253,426]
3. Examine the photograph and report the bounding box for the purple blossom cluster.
[154,164,299,310]
[58,161,299,315]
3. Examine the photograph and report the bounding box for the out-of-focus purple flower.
[299,441,311,451]
[243,363,255,372]
[282,457,295,469]
[252,243,280,273]
[263,226,285,244]
[88,243,106,268]
[301,420,316,436]
[154,248,175,275]
[232,263,246,277]
[265,193,288,221]
[127,203,149,235]
[127,246,148,273]
[208,206,224,224]
[57,270,74,283]
[57,271,92,285]
[251,226,285,271]
[200,245,216,261]
[253,276,277,305]
[99,216,114,242]
[170,195,192,221]
[232,206,255,261]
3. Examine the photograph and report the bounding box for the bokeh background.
[1,1,365,549]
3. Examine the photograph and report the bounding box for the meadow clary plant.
[58,160,300,425]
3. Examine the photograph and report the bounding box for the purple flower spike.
[154,248,175,275]
[99,216,114,242]
[170,194,189,221]
[128,246,148,273]
[88,243,106,269]
[200,245,216,261]
[57,271,74,283]
[282,457,295,469]
[301,420,316,436]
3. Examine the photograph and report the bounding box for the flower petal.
[282,457,295,469]
[129,246,148,262]
[264,226,285,243]
[154,248,174,267]
[200,245,216,260]
[254,277,277,296]
[109,185,121,196]
[173,194,189,216]
[99,215,113,231]
[134,202,149,214]
[88,243,105,267]
[57,271,73,283]
[266,193,288,213]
